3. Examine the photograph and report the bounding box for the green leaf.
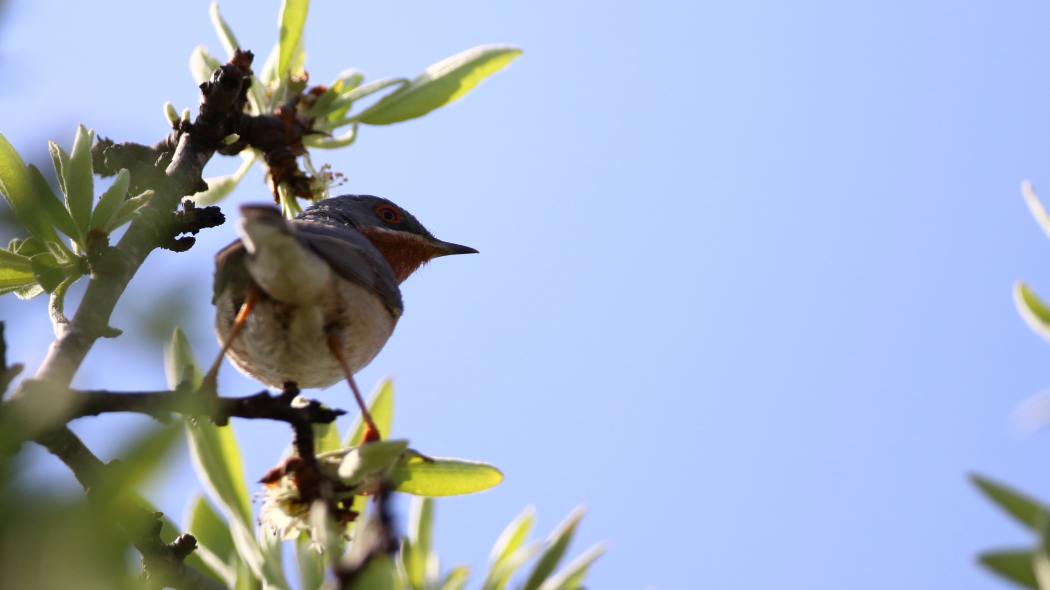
[0,265,36,293]
[1014,282,1050,342]
[27,164,78,243]
[192,151,257,205]
[337,439,409,485]
[296,533,325,590]
[349,554,397,590]
[106,189,156,231]
[0,248,31,273]
[402,497,436,590]
[522,508,585,590]
[537,543,606,590]
[29,251,66,293]
[191,45,224,85]
[0,133,60,243]
[318,78,407,129]
[90,169,129,231]
[979,550,1039,589]
[303,125,358,150]
[441,567,471,590]
[48,140,70,197]
[390,455,503,497]
[483,506,535,590]
[188,494,235,564]
[347,377,395,445]
[972,474,1050,532]
[166,329,253,531]
[313,421,343,454]
[353,45,521,125]
[209,1,241,58]
[277,0,310,78]
[65,125,95,236]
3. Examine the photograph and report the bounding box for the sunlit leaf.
[353,45,521,125]
[337,439,409,485]
[1014,282,1050,342]
[979,550,1039,589]
[347,377,395,446]
[191,45,224,85]
[304,125,358,150]
[441,567,471,590]
[278,0,309,78]
[192,151,257,205]
[483,506,536,590]
[522,508,585,590]
[402,497,437,590]
[390,454,503,497]
[537,542,606,590]
[0,133,60,243]
[64,125,95,236]
[1023,181,1050,241]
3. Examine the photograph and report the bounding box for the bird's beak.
[429,238,479,257]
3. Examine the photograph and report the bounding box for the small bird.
[208,195,477,439]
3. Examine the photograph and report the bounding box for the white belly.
[215,277,397,389]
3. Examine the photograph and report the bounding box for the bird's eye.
[375,204,402,224]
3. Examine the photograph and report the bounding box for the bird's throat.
[358,227,436,283]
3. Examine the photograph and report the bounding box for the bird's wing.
[293,220,403,317]
[213,209,403,317]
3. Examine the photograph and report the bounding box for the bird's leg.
[326,329,381,443]
[202,288,258,392]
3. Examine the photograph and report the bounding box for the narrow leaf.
[296,533,325,590]
[277,0,310,78]
[353,45,521,125]
[188,494,235,563]
[191,45,224,85]
[337,439,409,485]
[48,140,70,196]
[979,550,1039,589]
[347,377,395,445]
[483,506,535,590]
[522,508,586,590]
[402,497,436,590]
[191,151,257,205]
[106,189,156,232]
[1015,282,1050,342]
[390,455,503,497]
[90,169,129,231]
[166,329,253,530]
[1023,181,1050,241]
[972,474,1050,532]
[348,554,396,590]
[27,164,78,242]
[304,125,358,150]
[65,125,95,235]
[0,133,60,243]
[209,1,241,58]
[537,543,606,590]
[441,567,470,590]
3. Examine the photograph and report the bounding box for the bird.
[207,195,477,440]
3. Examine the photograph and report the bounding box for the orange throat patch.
[359,227,436,283]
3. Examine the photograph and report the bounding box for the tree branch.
[67,386,345,427]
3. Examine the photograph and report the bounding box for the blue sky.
[4,1,1050,588]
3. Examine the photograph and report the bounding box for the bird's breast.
[215,276,397,389]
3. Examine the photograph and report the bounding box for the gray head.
[300,194,477,283]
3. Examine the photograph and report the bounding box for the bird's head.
[300,195,477,283]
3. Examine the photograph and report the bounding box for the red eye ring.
[375,204,402,224]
